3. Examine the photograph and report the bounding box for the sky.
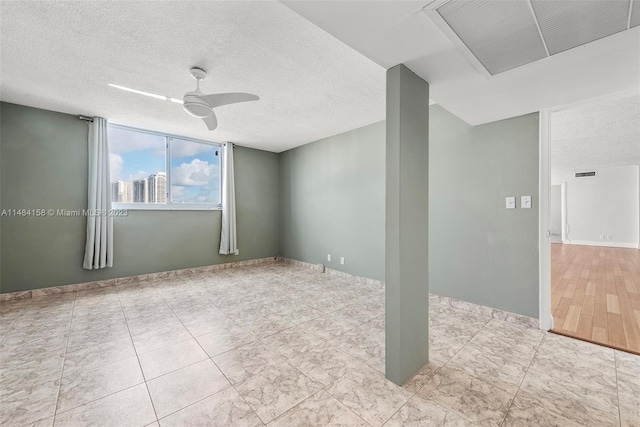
[109,126,220,204]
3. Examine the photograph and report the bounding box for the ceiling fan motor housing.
[183,92,212,118]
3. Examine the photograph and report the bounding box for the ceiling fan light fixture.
[183,92,212,118]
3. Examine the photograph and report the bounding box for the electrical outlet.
[234,249,239,255]
[600,235,604,240]
[340,257,345,265]
[607,235,613,240]
[327,254,331,262]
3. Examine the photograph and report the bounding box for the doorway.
[539,90,640,354]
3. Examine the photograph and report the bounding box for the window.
[108,124,221,209]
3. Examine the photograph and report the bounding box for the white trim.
[563,240,639,249]
[112,202,221,211]
[559,182,567,242]
[539,109,553,331]
[107,123,223,209]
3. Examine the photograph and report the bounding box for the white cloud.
[172,140,216,158]
[172,159,219,186]
[110,153,123,181]
[126,170,149,182]
[109,127,165,156]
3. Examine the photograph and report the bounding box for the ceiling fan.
[109,67,259,131]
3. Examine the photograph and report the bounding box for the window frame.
[108,123,223,211]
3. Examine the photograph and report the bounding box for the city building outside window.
[108,124,221,210]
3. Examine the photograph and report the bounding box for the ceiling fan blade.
[202,112,218,131]
[200,93,259,108]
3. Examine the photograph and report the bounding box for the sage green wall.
[429,106,539,318]
[385,64,430,385]
[2,101,540,318]
[0,102,279,293]
[279,106,539,318]
[279,121,386,281]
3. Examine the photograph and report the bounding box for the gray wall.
[0,102,279,293]
[429,106,539,318]
[280,106,539,318]
[2,101,540,318]
[279,121,386,281]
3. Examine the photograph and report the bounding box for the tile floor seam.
[498,328,546,426]
[148,281,263,425]
[53,381,145,417]
[251,357,324,420]
[274,387,372,427]
[524,363,621,400]
[52,291,78,419]
[394,395,477,426]
[114,282,160,425]
[264,388,326,425]
[440,316,491,371]
[319,359,416,426]
[614,351,622,427]
[513,333,622,426]
[153,382,236,424]
[379,397,409,426]
[4,265,637,427]
[410,369,485,426]
[0,298,33,345]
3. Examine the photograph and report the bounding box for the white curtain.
[219,143,237,255]
[83,117,113,269]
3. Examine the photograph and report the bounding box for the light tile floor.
[1,263,638,426]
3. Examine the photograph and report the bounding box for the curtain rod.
[78,115,94,122]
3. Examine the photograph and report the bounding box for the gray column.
[385,64,429,385]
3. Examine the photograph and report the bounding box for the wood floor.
[551,243,640,354]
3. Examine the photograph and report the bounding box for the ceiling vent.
[632,0,640,27]
[424,0,638,76]
[575,171,597,177]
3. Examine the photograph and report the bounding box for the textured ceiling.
[283,1,640,126]
[0,1,385,153]
[551,93,640,170]
[3,1,639,153]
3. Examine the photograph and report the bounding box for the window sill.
[112,203,222,211]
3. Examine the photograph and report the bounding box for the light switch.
[521,196,531,209]
[505,196,516,209]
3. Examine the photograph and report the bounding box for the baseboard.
[280,257,539,329]
[278,257,384,290]
[3,255,541,331]
[563,240,639,249]
[0,257,279,302]
[428,294,539,329]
